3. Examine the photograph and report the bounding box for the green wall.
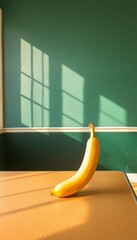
[1,1,137,172]
[0,133,4,168]
[2,0,137,127]
[2,132,137,173]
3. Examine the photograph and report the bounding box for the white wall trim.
[1,126,137,133]
[0,9,3,128]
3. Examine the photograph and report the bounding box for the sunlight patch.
[99,95,127,126]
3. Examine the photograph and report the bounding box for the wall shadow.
[3,132,87,170]
[0,133,4,168]
[2,131,137,172]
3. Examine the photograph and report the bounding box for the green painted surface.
[2,0,137,127]
[0,1,3,8]
[1,1,137,172]
[2,132,137,173]
[0,134,4,168]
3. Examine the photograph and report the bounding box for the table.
[0,171,137,240]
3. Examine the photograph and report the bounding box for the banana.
[50,123,100,198]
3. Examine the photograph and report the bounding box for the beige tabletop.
[0,171,137,240]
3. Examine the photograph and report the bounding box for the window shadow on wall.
[3,0,137,128]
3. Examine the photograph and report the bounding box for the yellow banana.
[50,123,100,198]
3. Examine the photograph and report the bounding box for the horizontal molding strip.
[1,127,137,133]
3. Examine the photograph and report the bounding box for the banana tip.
[88,123,95,129]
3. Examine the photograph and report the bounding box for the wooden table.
[0,171,137,240]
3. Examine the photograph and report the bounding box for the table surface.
[0,171,137,240]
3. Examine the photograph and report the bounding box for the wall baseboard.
[1,126,137,133]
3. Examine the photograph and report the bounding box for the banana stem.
[88,123,95,137]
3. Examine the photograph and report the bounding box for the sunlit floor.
[127,174,137,196]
